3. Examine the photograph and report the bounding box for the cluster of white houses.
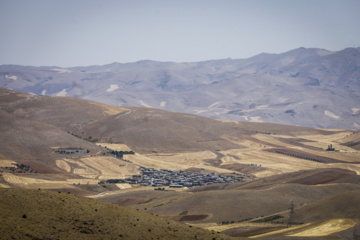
[123,167,250,188]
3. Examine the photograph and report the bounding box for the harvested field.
[220,163,265,175]
[273,137,322,150]
[0,183,10,188]
[287,218,356,237]
[147,151,217,167]
[0,160,16,167]
[219,148,324,176]
[219,130,360,178]
[223,226,284,238]
[249,223,312,238]
[289,169,356,185]
[116,183,132,189]
[266,148,346,163]
[72,165,99,179]
[2,172,76,189]
[96,143,133,151]
[80,156,139,179]
[19,160,63,174]
[207,222,286,232]
[126,152,234,174]
[300,131,355,150]
[55,159,71,173]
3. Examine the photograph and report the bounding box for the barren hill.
[1,47,359,130]
[79,107,246,153]
[0,87,127,132]
[0,188,236,240]
[0,109,96,163]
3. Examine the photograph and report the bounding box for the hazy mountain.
[1,47,359,130]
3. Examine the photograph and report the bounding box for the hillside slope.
[0,87,127,132]
[79,107,246,153]
[0,188,237,240]
[0,109,97,163]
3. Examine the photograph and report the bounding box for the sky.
[0,0,359,67]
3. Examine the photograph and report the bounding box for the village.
[119,167,252,188]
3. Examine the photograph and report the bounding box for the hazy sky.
[1,0,359,67]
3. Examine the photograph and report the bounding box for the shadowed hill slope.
[0,110,97,164]
[79,108,247,153]
[0,188,238,240]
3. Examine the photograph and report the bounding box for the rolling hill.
[1,87,360,239]
[0,188,236,240]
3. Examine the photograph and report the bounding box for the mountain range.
[1,47,359,130]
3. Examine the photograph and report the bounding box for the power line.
[287,201,295,227]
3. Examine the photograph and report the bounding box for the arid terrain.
[0,188,233,240]
[1,87,360,239]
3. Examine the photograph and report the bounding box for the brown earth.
[289,169,357,185]
[0,188,237,240]
[0,87,127,133]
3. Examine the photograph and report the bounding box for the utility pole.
[287,201,295,227]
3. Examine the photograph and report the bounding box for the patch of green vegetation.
[98,179,125,184]
[326,144,336,151]
[343,141,360,147]
[153,203,164,208]
[255,131,272,135]
[251,215,283,223]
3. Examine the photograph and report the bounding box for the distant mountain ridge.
[1,47,359,130]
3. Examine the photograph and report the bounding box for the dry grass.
[248,218,356,238]
[0,183,11,188]
[218,131,360,177]
[0,188,236,240]
[287,218,356,237]
[96,143,133,151]
[81,156,139,179]
[88,102,128,116]
[55,159,71,173]
[249,223,312,238]
[0,160,17,167]
[2,172,77,189]
[207,222,285,232]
